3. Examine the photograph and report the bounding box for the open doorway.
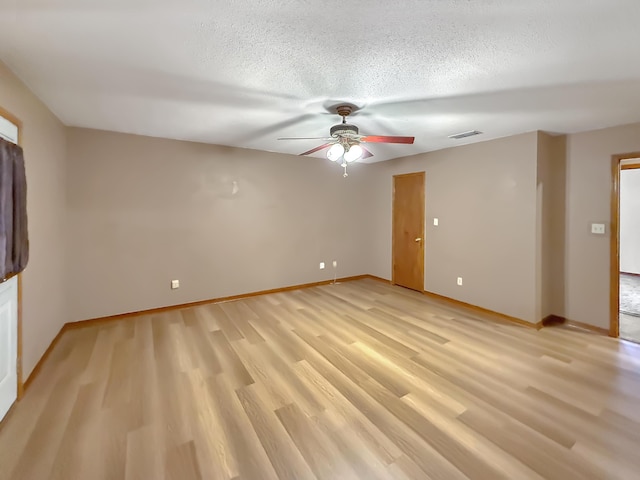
[619,160,640,342]
[611,154,640,341]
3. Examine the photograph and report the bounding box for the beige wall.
[537,132,567,320]
[566,123,640,329]
[367,132,540,323]
[66,128,371,321]
[0,62,67,377]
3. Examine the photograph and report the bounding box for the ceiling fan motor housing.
[330,123,359,138]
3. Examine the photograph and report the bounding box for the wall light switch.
[319,262,325,270]
[433,218,439,226]
[591,223,606,235]
[457,277,463,286]
[171,280,180,289]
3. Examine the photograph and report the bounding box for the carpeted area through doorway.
[620,273,640,343]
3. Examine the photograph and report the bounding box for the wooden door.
[392,172,425,291]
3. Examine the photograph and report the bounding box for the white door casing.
[0,112,19,421]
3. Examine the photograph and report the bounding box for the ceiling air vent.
[448,130,483,140]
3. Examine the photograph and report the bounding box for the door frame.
[0,106,24,399]
[391,171,425,291]
[610,152,640,338]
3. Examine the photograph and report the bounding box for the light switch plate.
[433,218,439,226]
[591,223,606,235]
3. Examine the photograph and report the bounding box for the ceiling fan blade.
[361,135,415,144]
[299,143,333,156]
[235,113,317,142]
[360,146,374,159]
[278,137,333,141]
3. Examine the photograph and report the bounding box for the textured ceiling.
[2,0,640,162]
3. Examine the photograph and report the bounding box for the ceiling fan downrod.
[336,105,353,121]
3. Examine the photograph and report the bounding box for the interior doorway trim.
[0,105,24,400]
[610,152,640,338]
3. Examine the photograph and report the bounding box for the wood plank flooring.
[2,278,640,479]
[620,312,640,344]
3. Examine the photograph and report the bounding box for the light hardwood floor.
[2,278,640,479]
[620,312,640,344]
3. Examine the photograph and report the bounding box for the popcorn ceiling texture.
[1,0,640,161]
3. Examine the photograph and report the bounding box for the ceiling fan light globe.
[327,143,345,161]
[344,144,363,163]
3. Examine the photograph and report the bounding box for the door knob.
[415,237,422,242]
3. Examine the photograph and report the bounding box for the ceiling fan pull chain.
[343,162,348,177]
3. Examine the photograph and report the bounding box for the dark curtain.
[0,138,28,280]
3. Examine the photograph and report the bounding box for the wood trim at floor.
[565,320,610,336]
[422,290,542,330]
[363,275,392,284]
[541,314,565,327]
[355,276,544,331]
[542,314,609,336]
[66,275,372,331]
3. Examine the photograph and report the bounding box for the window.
[0,114,19,144]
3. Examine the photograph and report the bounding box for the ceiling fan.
[278,105,414,177]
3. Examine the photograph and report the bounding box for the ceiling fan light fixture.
[327,143,345,161]
[343,144,363,163]
[278,104,414,176]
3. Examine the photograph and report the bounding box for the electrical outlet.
[171,279,180,289]
[332,260,338,268]
[319,262,325,270]
[457,277,463,286]
[591,223,606,235]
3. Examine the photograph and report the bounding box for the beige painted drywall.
[366,132,540,323]
[0,61,67,377]
[537,132,567,320]
[566,122,640,329]
[66,128,371,321]
[619,168,640,274]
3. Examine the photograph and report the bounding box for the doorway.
[617,161,640,342]
[611,154,640,341]
[392,172,425,292]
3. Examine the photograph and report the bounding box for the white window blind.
[0,115,18,145]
